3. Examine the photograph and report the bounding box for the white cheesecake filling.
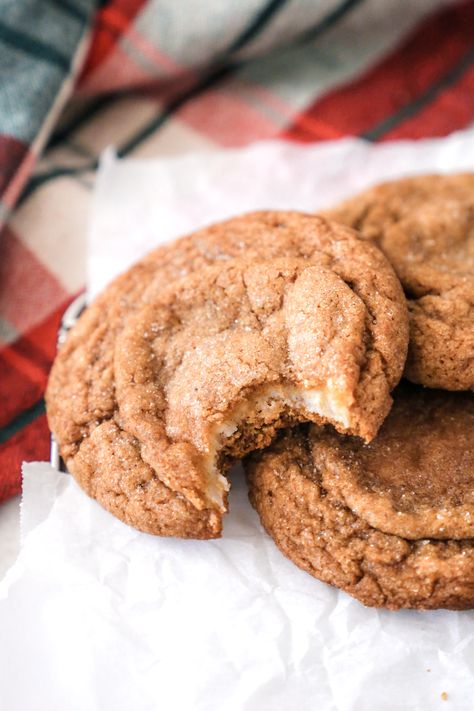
[204,384,352,509]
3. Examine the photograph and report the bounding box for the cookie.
[246,385,474,609]
[324,174,474,390]
[46,211,408,537]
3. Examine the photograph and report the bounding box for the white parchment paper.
[3,133,474,711]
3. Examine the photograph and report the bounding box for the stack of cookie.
[46,174,474,610]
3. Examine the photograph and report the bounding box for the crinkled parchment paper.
[2,133,474,711]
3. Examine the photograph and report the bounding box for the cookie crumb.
[441,692,448,701]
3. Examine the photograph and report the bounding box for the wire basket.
[50,293,88,471]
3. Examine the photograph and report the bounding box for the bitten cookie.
[46,211,408,538]
[246,385,474,610]
[324,174,474,390]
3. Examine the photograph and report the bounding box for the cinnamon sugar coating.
[324,174,474,390]
[246,385,474,609]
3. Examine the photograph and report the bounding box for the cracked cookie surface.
[324,174,474,390]
[46,211,407,538]
[246,384,474,609]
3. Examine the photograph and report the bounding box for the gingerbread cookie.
[246,385,474,609]
[46,211,408,537]
[324,174,474,390]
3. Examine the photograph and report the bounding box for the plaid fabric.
[1,0,474,503]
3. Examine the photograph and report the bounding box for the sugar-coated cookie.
[324,174,474,390]
[47,212,407,537]
[246,385,474,609]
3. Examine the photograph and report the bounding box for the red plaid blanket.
[1,0,474,502]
